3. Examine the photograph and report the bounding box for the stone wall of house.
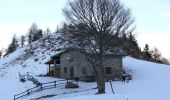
[60,50,122,80]
[60,50,93,79]
[104,57,122,79]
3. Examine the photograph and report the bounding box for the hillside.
[0,33,63,100]
[0,33,170,100]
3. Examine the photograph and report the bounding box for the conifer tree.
[0,50,2,59]
[5,34,18,55]
[143,44,151,59]
[20,35,26,47]
[27,23,43,44]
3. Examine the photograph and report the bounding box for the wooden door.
[55,68,60,77]
[70,67,74,79]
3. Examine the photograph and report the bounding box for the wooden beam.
[54,59,56,77]
[49,64,50,74]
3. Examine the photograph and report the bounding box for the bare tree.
[44,28,51,38]
[160,57,169,64]
[62,0,135,93]
[152,47,161,61]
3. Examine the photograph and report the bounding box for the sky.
[0,0,169,59]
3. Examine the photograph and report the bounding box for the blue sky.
[0,0,67,49]
[123,0,170,58]
[0,0,170,58]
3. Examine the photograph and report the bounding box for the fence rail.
[14,79,76,100]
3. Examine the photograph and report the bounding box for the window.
[105,67,112,74]
[82,67,86,74]
[64,67,67,73]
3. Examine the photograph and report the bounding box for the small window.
[82,67,86,74]
[64,67,67,73]
[105,67,112,74]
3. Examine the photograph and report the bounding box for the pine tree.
[128,33,139,50]
[143,44,151,59]
[0,50,2,59]
[28,32,32,44]
[27,23,43,44]
[33,29,43,41]
[20,35,26,47]
[5,34,18,55]
[126,33,141,58]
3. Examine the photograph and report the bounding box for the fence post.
[14,95,16,100]
[27,89,30,95]
[40,84,43,90]
[109,80,114,94]
[54,81,56,87]
[66,78,68,84]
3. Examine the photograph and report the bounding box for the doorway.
[70,66,74,78]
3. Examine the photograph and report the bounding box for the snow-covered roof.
[51,46,126,59]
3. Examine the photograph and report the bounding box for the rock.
[65,82,79,88]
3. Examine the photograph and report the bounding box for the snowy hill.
[42,57,170,100]
[0,34,170,100]
[0,33,63,100]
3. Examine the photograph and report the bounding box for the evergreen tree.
[5,34,18,55]
[32,29,43,41]
[28,32,32,44]
[144,44,149,51]
[20,35,26,47]
[128,33,139,50]
[143,44,151,59]
[125,33,141,58]
[0,50,2,59]
[27,23,43,44]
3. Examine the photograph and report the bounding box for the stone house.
[45,47,126,81]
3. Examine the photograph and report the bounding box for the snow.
[0,35,170,100]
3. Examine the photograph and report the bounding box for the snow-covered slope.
[0,33,63,100]
[0,33,170,100]
[38,57,170,100]
[122,57,170,100]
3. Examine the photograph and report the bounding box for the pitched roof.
[51,45,126,59]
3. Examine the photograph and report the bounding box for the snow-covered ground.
[36,57,170,100]
[0,36,170,100]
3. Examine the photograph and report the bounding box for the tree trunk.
[96,67,105,93]
[96,47,105,93]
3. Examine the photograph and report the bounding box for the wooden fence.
[14,79,76,100]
